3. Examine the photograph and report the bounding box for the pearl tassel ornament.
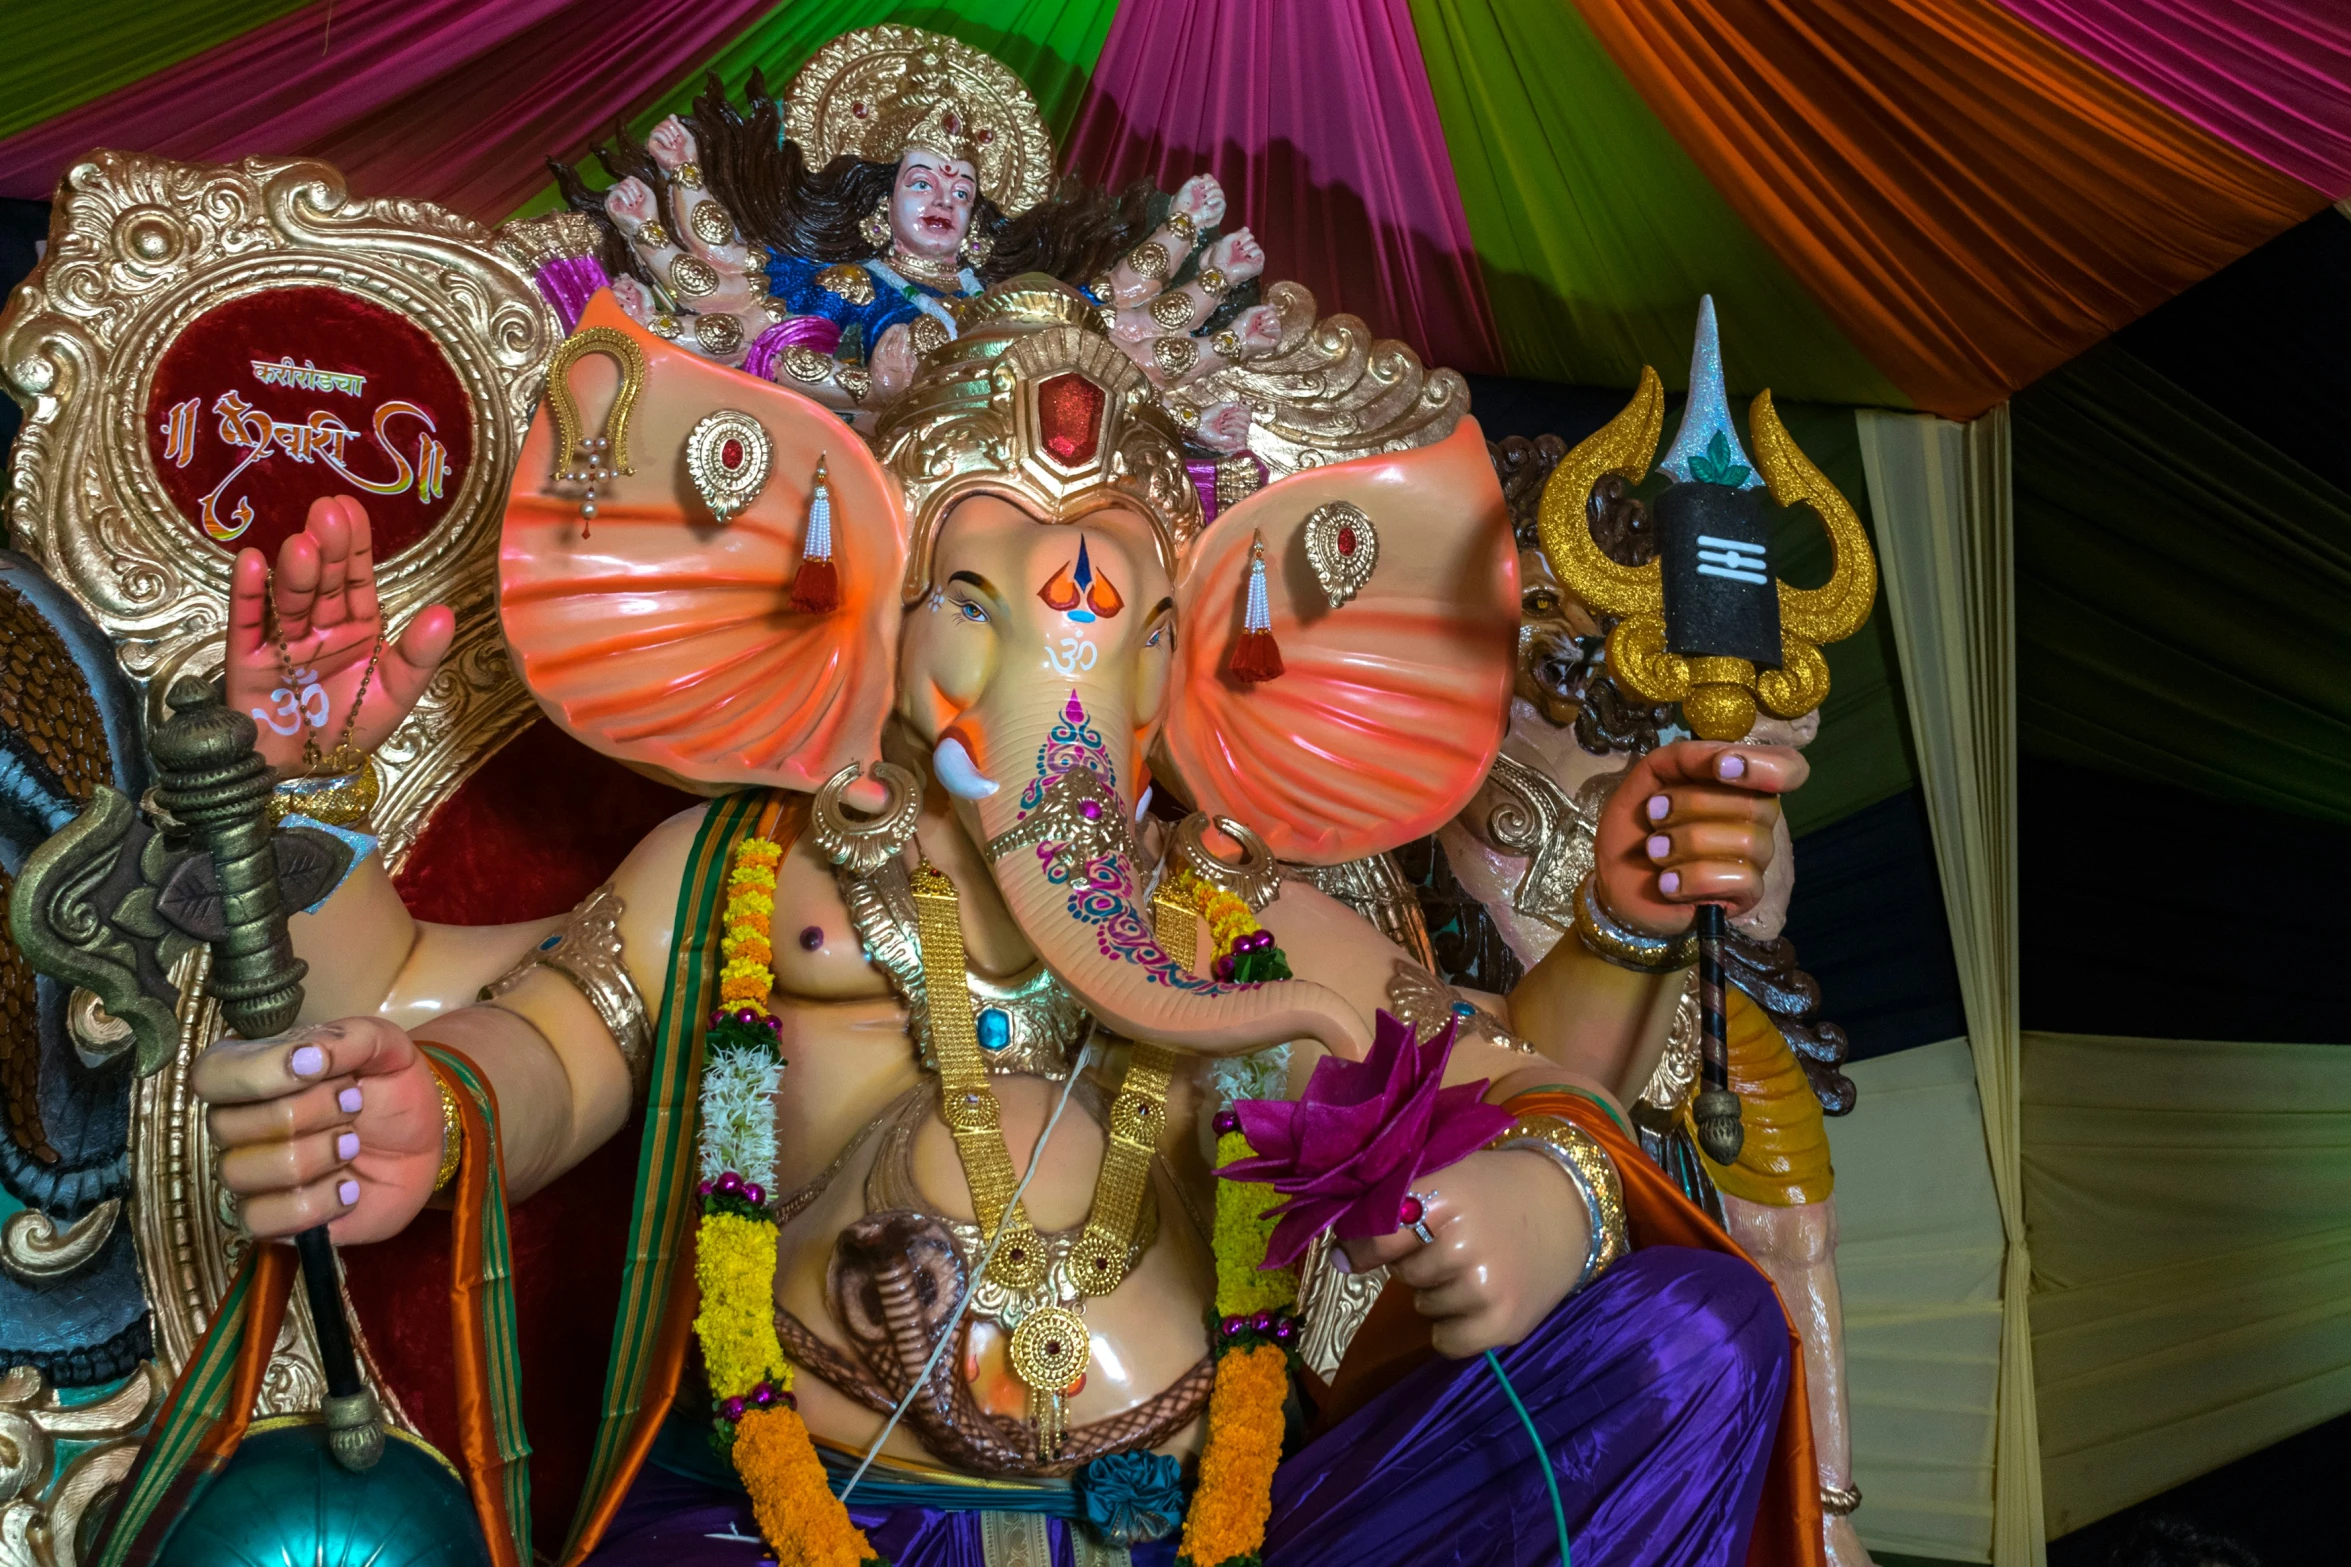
[788,457,839,614]
[1227,530,1283,683]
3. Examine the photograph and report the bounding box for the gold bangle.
[1572,871,1699,974]
[269,757,381,829]
[1820,1483,1862,1517]
[1491,1114,1628,1292]
[1164,209,1197,245]
[430,1073,464,1195]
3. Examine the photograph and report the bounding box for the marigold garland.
[1167,867,1292,983]
[1177,1342,1291,1567]
[736,1402,886,1567]
[695,831,884,1567]
[1181,1119,1300,1567]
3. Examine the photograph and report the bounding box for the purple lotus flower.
[1222,1010,1516,1269]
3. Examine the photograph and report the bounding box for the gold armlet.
[1820,1483,1862,1517]
[1492,1115,1629,1293]
[431,1073,464,1195]
[479,883,652,1098]
[1573,870,1699,974]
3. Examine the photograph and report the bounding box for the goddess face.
[892,148,980,260]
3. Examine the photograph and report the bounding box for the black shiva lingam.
[1537,297,1877,1167]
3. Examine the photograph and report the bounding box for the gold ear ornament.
[1302,501,1378,609]
[546,325,647,532]
[684,410,773,524]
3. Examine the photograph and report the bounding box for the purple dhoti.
[590,1246,1788,1567]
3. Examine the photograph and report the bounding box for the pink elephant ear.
[500,292,908,794]
[1163,420,1517,864]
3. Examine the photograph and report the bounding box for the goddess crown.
[782,25,1055,216]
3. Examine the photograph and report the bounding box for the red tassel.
[789,557,839,614]
[1229,627,1285,683]
[1227,530,1283,684]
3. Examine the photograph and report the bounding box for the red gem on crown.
[1037,374,1105,468]
[720,438,743,470]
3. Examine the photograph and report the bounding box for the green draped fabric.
[2014,341,2351,827]
[0,0,313,138]
[1405,0,1904,409]
[508,0,1119,220]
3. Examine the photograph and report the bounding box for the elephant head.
[501,281,1517,1056]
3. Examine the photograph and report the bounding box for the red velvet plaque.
[144,285,472,561]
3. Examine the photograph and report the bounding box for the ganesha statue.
[0,22,1881,1567]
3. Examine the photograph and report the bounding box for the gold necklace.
[907,860,1177,1460]
[888,245,962,289]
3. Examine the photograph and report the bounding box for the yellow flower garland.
[696,832,882,1567]
[1176,876,1301,1567]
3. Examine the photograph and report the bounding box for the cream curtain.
[1856,407,2044,1564]
[1828,1037,2008,1563]
[2025,1031,2351,1535]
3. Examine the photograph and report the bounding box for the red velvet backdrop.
[342,718,693,1546]
[145,285,470,558]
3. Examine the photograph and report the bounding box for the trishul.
[1536,302,1877,742]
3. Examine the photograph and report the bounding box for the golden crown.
[782,25,1055,216]
[875,277,1202,603]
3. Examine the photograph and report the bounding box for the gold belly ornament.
[908,859,1179,1459]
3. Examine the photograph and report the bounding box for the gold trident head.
[1535,298,1877,742]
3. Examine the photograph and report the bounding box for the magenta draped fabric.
[1997,0,2351,197]
[1062,0,1503,377]
[0,0,772,220]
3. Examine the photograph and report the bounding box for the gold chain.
[906,858,1178,1457]
[268,573,382,778]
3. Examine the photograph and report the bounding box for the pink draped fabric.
[0,0,771,220]
[1062,0,1504,376]
[1997,0,2351,197]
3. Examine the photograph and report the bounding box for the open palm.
[223,495,454,777]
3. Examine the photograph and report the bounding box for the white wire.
[838,1029,1096,1503]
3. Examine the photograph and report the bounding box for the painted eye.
[958,599,989,623]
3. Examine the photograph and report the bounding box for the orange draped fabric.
[1570,0,2325,417]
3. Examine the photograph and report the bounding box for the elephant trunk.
[957,692,1369,1059]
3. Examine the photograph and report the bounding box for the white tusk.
[932,736,1000,800]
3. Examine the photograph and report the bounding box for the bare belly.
[772,1004,1216,1469]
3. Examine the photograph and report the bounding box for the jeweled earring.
[860,199,892,251]
[788,458,839,614]
[958,227,994,266]
[1226,531,1283,684]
